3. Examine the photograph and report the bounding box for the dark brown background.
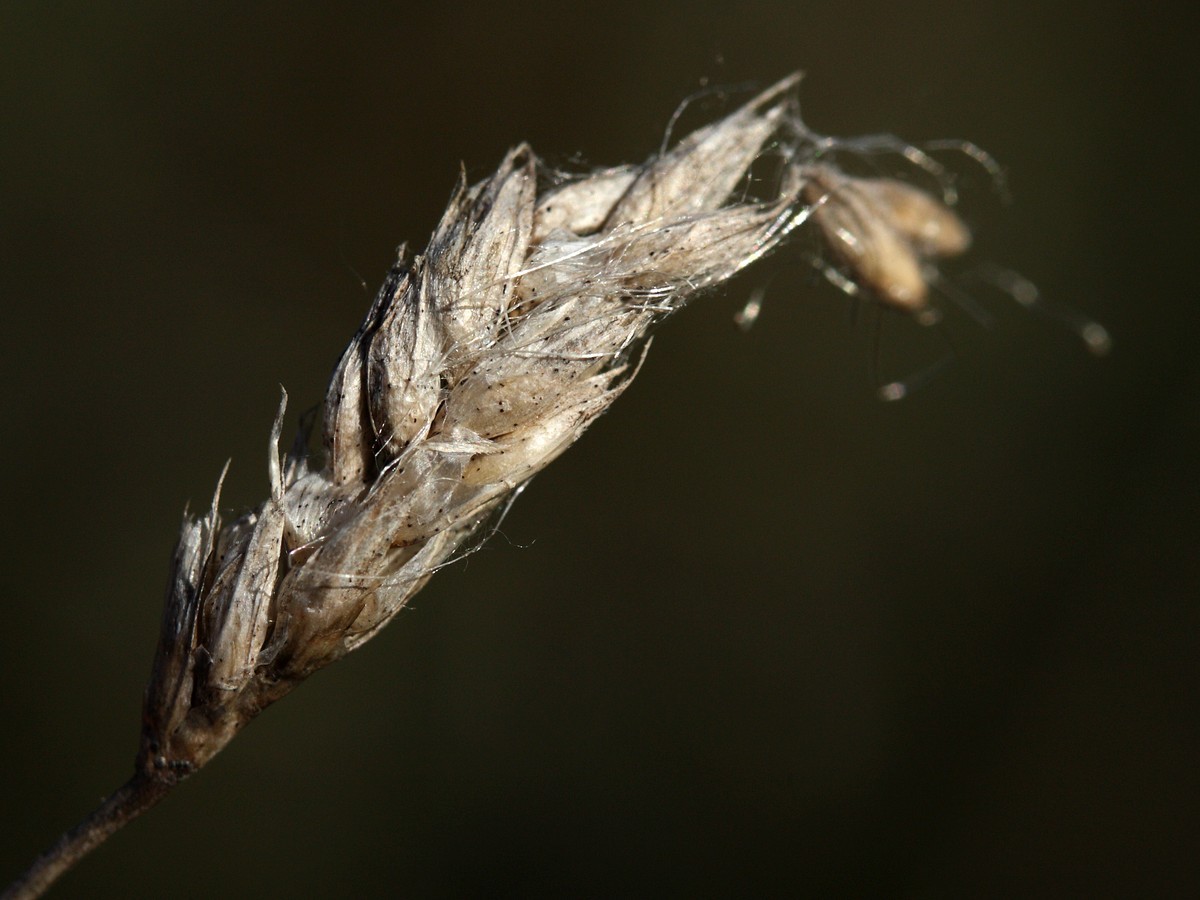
[2,2,1194,896]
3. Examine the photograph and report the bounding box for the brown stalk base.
[2,774,173,900]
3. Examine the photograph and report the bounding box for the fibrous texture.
[139,74,977,778]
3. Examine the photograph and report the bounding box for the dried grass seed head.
[6,73,1121,900]
[137,75,815,776]
[137,74,1089,781]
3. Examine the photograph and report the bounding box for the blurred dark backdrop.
[2,2,1195,896]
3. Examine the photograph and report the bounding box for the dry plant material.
[800,164,972,318]
[3,73,1093,899]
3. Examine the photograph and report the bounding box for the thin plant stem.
[1,775,173,900]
